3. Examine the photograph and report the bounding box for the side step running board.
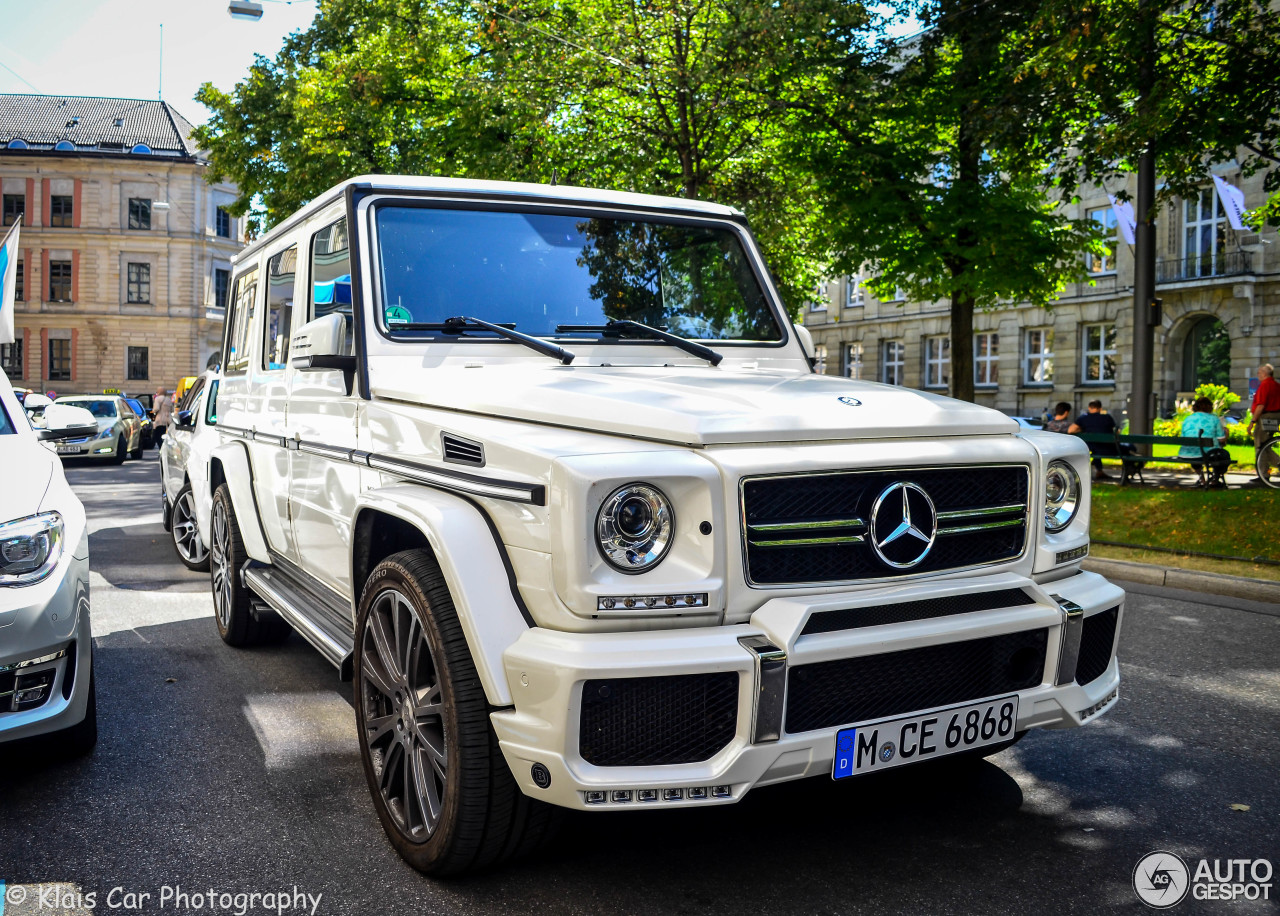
[243,564,355,679]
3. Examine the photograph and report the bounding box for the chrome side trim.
[1053,594,1085,686]
[739,636,787,743]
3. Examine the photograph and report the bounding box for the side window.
[310,218,352,349]
[205,380,220,426]
[179,377,205,412]
[264,245,298,370]
[223,266,260,374]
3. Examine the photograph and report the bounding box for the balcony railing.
[1156,250,1253,283]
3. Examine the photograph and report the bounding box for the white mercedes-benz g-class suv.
[204,176,1122,875]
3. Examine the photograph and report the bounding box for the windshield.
[374,206,782,342]
[59,399,117,419]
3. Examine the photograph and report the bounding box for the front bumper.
[51,435,119,459]
[493,569,1123,810]
[0,551,93,744]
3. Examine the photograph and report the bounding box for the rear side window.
[311,218,351,323]
[265,245,298,370]
[223,267,260,374]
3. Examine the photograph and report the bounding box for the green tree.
[787,0,1102,400]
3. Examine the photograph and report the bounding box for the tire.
[170,484,210,572]
[112,435,126,465]
[1256,437,1280,488]
[209,484,290,646]
[353,550,560,876]
[130,443,143,460]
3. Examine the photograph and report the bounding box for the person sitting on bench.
[1177,396,1228,487]
[1069,399,1120,480]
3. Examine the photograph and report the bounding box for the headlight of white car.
[1044,460,1082,532]
[0,512,65,586]
[96,424,113,440]
[595,483,674,573]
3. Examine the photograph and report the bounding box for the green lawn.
[1090,485,1278,561]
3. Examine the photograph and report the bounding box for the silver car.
[0,375,98,753]
[51,395,144,463]
[160,373,219,571]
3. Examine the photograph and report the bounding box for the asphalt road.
[1,453,1276,915]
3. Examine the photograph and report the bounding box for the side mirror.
[793,323,817,367]
[290,314,356,393]
[173,409,195,430]
[37,405,99,441]
[24,393,52,422]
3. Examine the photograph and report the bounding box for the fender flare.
[354,486,531,707]
[209,440,271,562]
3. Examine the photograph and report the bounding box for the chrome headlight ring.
[1044,460,1082,532]
[595,483,674,573]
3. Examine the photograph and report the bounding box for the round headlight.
[1044,460,1081,532]
[596,483,674,573]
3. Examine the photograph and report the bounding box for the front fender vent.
[441,432,485,467]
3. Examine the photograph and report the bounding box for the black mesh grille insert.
[742,466,1029,585]
[785,628,1048,733]
[1076,606,1119,685]
[579,672,739,767]
[801,588,1034,635]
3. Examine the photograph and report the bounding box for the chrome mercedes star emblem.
[869,482,937,569]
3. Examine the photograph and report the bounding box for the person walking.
[152,387,172,450]
[1069,399,1119,479]
[1045,402,1073,433]
[1247,363,1280,484]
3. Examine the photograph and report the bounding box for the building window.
[974,332,999,386]
[2,194,23,226]
[14,259,22,301]
[48,260,72,301]
[846,274,864,308]
[1082,322,1117,383]
[1024,328,1054,385]
[1183,188,1226,277]
[214,268,230,311]
[48,338,70,381]
[49,195,73,228]
[216,207,232,238]
[0,341,22,379]
[924,335,950,388]
[882,340,905,386]
[809,282,827,312]
[842,341,864,379]
[128,198,151,230]
[127,262,151,304]
[813,343,828,374]
[1087,206,1118,274]
[127,346,149,381]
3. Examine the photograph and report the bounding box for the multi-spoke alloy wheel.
[171,486,210,571]
[353,550,560,875]
[210,498,233,631]
[209,484,288,646]
[360,587,448,840]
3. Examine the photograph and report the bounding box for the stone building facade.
[0,95,243,399]
[803,159,1278,421]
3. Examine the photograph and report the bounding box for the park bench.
[1075,431,1226,487]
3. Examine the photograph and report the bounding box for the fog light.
[13,670,54,710]
[598,593,708,612]
[637,789,658,802]
[1055,544,1089,565]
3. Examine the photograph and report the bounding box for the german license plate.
[832,695,1018,779]
[56,445,84,455]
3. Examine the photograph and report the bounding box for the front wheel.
[170,485,210,571]
[1256,437,1280,488]
[209,484,289,646]
[111,435,126,465]
[353,551,559,876]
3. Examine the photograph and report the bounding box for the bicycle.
[1254,417,1280,488]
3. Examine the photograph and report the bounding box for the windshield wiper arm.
[398,316,575,365]
[555,320,723,366]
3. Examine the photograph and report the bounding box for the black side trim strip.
[454,493,537,628]
[800,588,1034,635]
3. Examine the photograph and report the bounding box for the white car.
[51,395,144,463]
[160,373,220,571]
[202,175,1123,875]
[0,374,98,753]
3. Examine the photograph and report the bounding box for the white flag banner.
[1108,195,1137,245]
[1211,174,1247,231]
[0,219,19,346]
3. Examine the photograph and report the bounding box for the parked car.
[52,395,144,463]
[123,397,155,449]
[203,175,1122,876]
[0,374,98,754]
[1011,415,1045,430]
[160,373,219,571]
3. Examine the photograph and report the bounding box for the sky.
[0,0,316,124]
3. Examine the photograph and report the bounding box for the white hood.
[372,365,1018,446]
[0,435,54,521]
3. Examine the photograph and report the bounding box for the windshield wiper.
[555,320,723,366]
[398,316,575,365]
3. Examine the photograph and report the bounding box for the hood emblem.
[837,396,862,406]
[869,482,937,569]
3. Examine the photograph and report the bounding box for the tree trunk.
[949,286,975,402]
[948,2,981,403]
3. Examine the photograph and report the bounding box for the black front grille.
[801,588,1034,635]
[785,628,1048,733]
[742,466,1029,585]
[579,672,739,767]
[1076,606,1120,685]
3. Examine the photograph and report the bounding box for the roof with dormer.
[0,94,201,160]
